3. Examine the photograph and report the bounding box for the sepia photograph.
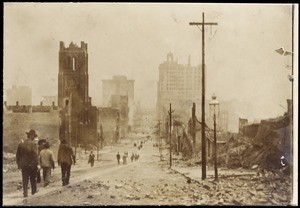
[3,2,298,206]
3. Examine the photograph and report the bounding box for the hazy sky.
[3,3,296,121]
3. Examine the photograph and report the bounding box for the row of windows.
[160,98,201,103]
[160,87,201,91]
[161,84,201,88]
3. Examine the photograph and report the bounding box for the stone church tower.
[58,41,89,108]
[58,41,96,145]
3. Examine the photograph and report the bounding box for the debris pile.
[242,115,291,170]
[3,152,18,173]
[218,114,291,171]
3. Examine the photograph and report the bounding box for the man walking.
[88,151,95,167]
[39,141,55,187]
[116,152,121,164]
[36,138,47,183]
[16,129,39,197]
[57,139,76,186]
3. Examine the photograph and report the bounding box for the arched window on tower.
[66,56,72,70]
[72,57,76,71]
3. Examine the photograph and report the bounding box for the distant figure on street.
[36,138,47,183]
[123,153,127,165]
[39,141,55,187]
[134,153,139,161]
[131,153,134,162]
[116,152,121,164]
[16,129,39,197]
[57,139,76,186]
[88,151,95,167]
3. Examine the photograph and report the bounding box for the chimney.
[16,101,19,106]
[60,41,65,50]
[188,55,191,66]
[40,101,43,106]
[4,101,7,106]
[52,101,55,106]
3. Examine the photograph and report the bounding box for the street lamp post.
[209,94,219,181]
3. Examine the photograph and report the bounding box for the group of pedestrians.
[130,153,140,162]
[116,151,128,165]
[116,151,139,165]
[16,129,76,198]
[116,140,146,165]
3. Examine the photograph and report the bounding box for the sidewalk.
[171,165,257,183]
[157,148,257,183]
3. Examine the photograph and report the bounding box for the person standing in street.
[39,141,55,187]
[57,139,76,186]
[122,153,127,165]
[16,129,39,197]
[36,138,47,183]
[131,153,134,162]
[116,152,121,164]
[88,151,95,167]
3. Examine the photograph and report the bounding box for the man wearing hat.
[39,141,55,187]
[36,138,47,183]
[16,129,39,197]
[57,139,76,186]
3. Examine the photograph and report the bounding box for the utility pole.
[190,13,218,180]
[192,103,196,156]
[292,4,294,93]
[158,120,162,161]
[291,3,294,159]
[168,103,175,167]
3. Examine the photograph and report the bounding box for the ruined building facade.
[101,75,133,138]
[102,75,134,107]
[111,95,129,138]
[58,41,97,146]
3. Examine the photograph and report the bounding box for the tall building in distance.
[156,52,201,122]
[5,85,32,105]
[102,75,134,107]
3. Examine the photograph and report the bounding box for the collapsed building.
[218,99,293,171]
[97,107,120,146]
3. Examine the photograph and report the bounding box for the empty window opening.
[65,99,69,107]
[72,57,76,71]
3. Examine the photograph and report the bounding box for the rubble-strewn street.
[4,3,297,206]
[3,134,292,206]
